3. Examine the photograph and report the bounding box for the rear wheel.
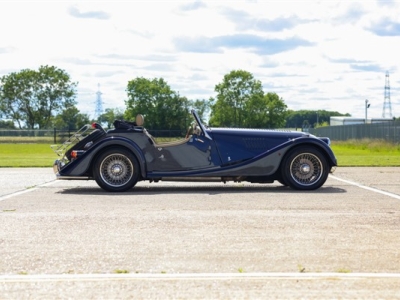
[93,148,140,192]
[281,146,329,190]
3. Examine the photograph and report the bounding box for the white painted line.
[1,272,400,282]
[330,175,400,200]
[0,180,57,202]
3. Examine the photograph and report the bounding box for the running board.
[159,177,222,182]
[56,175,91,180]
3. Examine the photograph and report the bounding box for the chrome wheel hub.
[300,163,311,174]
[111,164,122,175]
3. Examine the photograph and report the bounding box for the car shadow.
[58,185,346,196]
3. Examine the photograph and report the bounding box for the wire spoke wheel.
[94,148,139,192]
[290,153,323,186]
[100,154,134,187]
[281,147,329,190]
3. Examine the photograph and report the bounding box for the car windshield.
[192,110,211,140]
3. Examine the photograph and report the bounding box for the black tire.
[65,129,106,160]
[280,146,329,190]
[277,178,289,186]
[93,148,140,192]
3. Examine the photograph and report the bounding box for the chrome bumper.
[53,160,63,175]
[53,160,90,180]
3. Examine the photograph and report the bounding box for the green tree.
[0,65,77,129]
[241,92,287,128]
[0,119,16,129]
[125,77,190,130]
[98,108,125,128]
[210,70,264,127]
[209,70,287,128]
[244,92,269,128]
[264,92,288,128]
[52,106,91,130]
[190,98,213,123]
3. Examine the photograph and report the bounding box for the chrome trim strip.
[56,176,91,180]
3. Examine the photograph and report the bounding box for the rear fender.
[59,137,147,178]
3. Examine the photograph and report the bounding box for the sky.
[0,0,399,120]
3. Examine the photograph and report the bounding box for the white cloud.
[0,0,399,119]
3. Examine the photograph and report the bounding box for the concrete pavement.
[0,167,399,299]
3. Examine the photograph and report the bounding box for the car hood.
[209,127,308,139]
[206,127,314,165]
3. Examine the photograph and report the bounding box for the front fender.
[59,137,147,178]
[289,136,337,166]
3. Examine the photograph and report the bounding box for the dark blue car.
[52,110,337,192]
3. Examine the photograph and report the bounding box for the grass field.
[331,139,400,166]
[0,138,399,167]
[0,144,56,167]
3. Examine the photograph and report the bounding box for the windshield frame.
[191,109,212,140]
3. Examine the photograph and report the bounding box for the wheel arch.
[89,139,147,179]
[61,137,148,178]
[63,137,144,179]
[280,139,337,169]
[273,139,336,184]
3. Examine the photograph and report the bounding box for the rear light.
[92,122,105,131]
[71,150,85,159]
[92,122,104,131]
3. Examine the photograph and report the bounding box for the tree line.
[0,65,351,130]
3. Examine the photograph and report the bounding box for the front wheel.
[280,147,329,190]
[93,148,140,192]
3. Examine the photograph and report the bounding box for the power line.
[94,83,103,120]
[382,71,392,118]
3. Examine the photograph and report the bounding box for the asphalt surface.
[0,167,399,299]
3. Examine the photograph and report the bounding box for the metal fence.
[0,128,63,143]
[309,120,400,143]
[0,129,56,137]
[2,122,400,143]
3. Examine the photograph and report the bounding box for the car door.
[146,134,220,171]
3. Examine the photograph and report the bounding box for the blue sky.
[0,0,399,119]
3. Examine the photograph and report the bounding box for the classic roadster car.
[52,110,337,192]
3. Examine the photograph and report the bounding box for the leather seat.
[136,114,144,126]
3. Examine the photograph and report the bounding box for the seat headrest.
[136,114,144,126]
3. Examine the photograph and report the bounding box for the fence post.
[54,127,56,144]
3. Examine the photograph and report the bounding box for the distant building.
[330,117,393,126]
